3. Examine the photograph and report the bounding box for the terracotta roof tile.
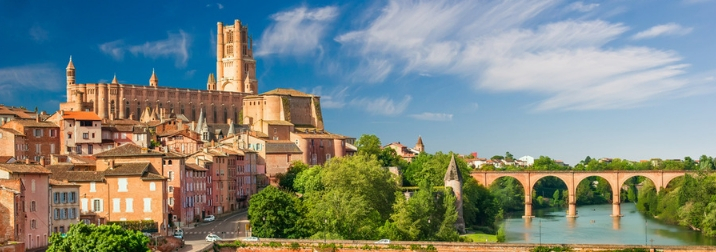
[0,163,52,174]
[105,162,150,176]
[261,88,314,97]
[264,120,294,126]
[0,178,23,192]
[0,127,24,136]
[49,179,79,187]
[0,156,14,163]
[94,143,163,157]
[141,173,166,181]
[186,163,208,171]
[5,119,58,128]
[61,111,102,121]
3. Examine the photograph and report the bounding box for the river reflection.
[500,203,716,245]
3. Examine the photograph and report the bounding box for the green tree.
[505,152,514,160]
[356,134,382,157]
[551,189,561,207]
[491,155,504,160]
[48,222,150,252]
[305,189,382,240]
[462,179,498,228]
[321,154,398,220]
[684,156,697,170]
[700,155,715,170]
[278,161,309,192]
[248,186,307,238]
[293,165,323,193]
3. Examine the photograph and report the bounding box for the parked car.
[375,239,391,244]
[206,233,222,242]
[204,215,216,222]
[241,236,259,242]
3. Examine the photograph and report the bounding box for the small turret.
[149,69,158,87]
[207,73,217,90]
[244,74,252,93]
[111,74,119,84]
[414,135,424,153]
[66,56,76,85]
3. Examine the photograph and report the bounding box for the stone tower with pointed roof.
[444,154,466,234]
[149,69,158,87]
[414,136,424,153]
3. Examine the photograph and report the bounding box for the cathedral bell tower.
[215,19,258,94]
[66,56,75,102]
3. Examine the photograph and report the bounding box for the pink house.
[0,163,51,250]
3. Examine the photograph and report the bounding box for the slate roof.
[94,143,163,157]
[444,155,463,182]
[104,162,150,176]
[0,163,52,174]
[47,165,105,182]
[265,141,303,154]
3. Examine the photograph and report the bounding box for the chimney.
[36,114,41,122]
[109,159,115,170]
[40,157,45,166]
[25,159,30,164]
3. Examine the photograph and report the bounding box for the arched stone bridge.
[471,170,693,218]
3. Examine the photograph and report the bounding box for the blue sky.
[1,0,715,165]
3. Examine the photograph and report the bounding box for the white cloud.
[0,64,62,99]
[632,23,693,40]
[257,6,338,56]
[349,95,412,115]
[311,86,349,109]
[409,112,453,121]
[567,2,599,12]
[29,24,49,42]
[334,0,694,111]
[99,31,191,67]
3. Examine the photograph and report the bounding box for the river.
[500,203,716,246]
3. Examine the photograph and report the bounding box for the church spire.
[414,135,424,153]
[149,68,158,87]
[111,73,118,84]
[207,73,216,90]
[66,56,76,86]
[66,56,75,70]
[195,108,205,134]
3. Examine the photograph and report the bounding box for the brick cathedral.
[60,20,258,124]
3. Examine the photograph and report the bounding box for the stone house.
[46,111,102,155]
[49,179,80,235]
[1,118,60,164]
[0,178,25,245]
[0,128,27,161]
[0,163,51,250]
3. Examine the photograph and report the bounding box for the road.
[177,210,249,252]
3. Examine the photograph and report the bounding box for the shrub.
[426,244,437,251]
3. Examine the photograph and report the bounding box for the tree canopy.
[48,223,149,252]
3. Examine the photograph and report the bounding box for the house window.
[31,219,37,229]
[31,201,36,212]
[59,226,65,233]
[62,208,67,219]
[90,182,96,192]
[76,145,82,154]
[50,129,56,137]
[54,193,60,204]
[168,171,174,181]
[113,198,120,212]
[125,198,133,212]
[61,192,67,203]
[70,192,76,203]
[149,182,156,191]
[143,198,151,212]
[54,209,59,220]
[69,208,76,219]
[93,199,102,212]
[83,133,89,139]
[168,186,173,193]
[168,197,174,206]
[117,178,128,192]
[34,129,43,137]
[68,133,72,139]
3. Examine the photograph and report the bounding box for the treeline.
[249,135,500,242]
[636,172,716,237]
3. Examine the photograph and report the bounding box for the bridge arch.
[471,170,692,219]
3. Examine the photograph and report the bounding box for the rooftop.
[94,143,164,158]
[0,163,52,174]
[261,88,314,97]
[61,111,102,121]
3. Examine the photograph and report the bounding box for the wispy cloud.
[631,23,693,40]
[29,24,49,43]
[0,64,62,100]
[409,112,453,121]
[349,95,412,115]
[334,0,695,111]
[257,6,338,56]
[206,3,224,9]
[567,2,599,12]
[311,86,349,109]
[99,30,191,67]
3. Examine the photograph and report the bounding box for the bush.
[290,242,301,250]
[496,224,506,242]
[410,244,423,250]
[426,244,437,251]
[387,244,405,250]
